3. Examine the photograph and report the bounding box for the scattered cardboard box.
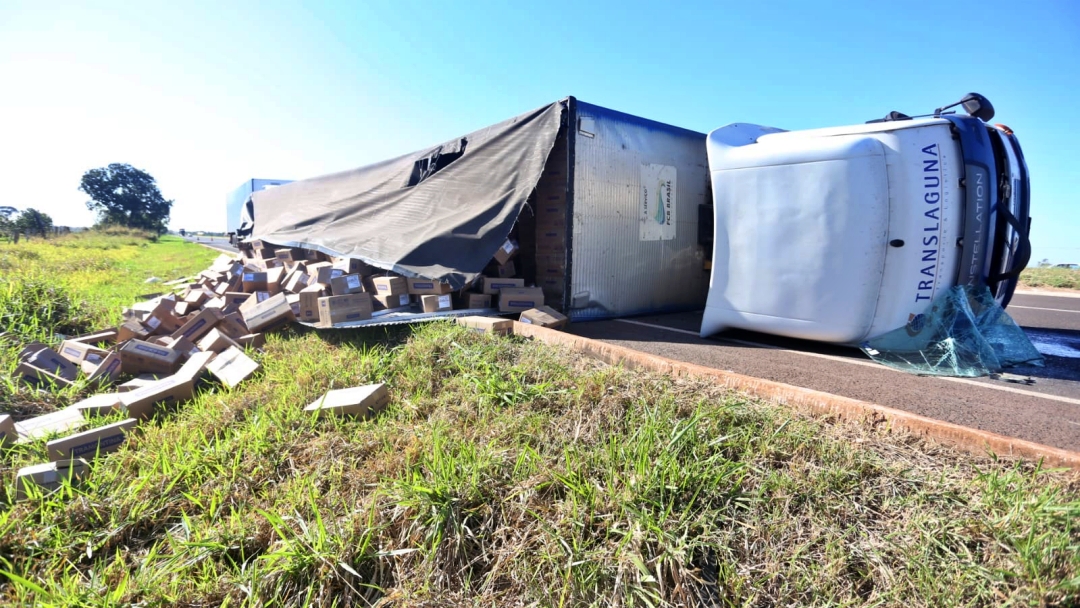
[69,329,118,345]
[235,333,265,348]
[197,328,241,354]
[46,418,138,462]
[317,294,373,326]
[306,262,335,285]
[86,352,124,384]
[493,239,519,265]
[71,393,124,417]
[460,293,492,309]
[58,340,110,366]
[481,277,525,295]
[287,293,301,316]
[173,301,191,317]
[283,270,309,293]
[330,273,365,296]
[171,308,221,343]
[370,276,408,296]
[206,346,260,388]
[14,408,85,441]
[406,278,451,295]
[119,375,194,420]
[15,459,90,501]
[304,383,389,417]
[420,294,453,313]
[242,293,296,333]
[518,306,569,329]
[242,271,269,293]
[0,414,15,446]
[26,347,80,381]
[15,362,74,389]
[216,312,250,340]
[119,340,182,375]
[456,316,514,335]
[297,284,326,322]
[373,293,411,310]
[496,260,517,278]
[499,287,545,313]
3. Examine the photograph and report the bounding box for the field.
[1,232,1079,606]
[1020,266,1080,291]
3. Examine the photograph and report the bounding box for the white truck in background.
[701,93,1031,344]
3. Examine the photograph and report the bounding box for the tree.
[0,206,16,234]
[80,163,173,234]
[15,208,53,237]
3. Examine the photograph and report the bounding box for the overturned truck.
[238,98,711,323]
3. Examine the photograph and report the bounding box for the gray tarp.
[245,101,564,290]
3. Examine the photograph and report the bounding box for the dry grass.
[1020,267,1080,291]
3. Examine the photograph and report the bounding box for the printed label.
[70,433,126,457]
[330,269,344,278]
[377,283,389,291]
[502,241,515,254]
[520,317,533,324]
[508,300,535,308]
[85,353,103,364]
[63,346,82,358]
[257,292,270,302]
[133,343,170,357]
[145,317,162,329]
[493,282,515,289]
[346,275,361,289]
[243,273,255,281]
[640,164,677,241]
[398,295,409,306]
[181,319,207,338]
[437,295,451,308]
[346,312,363,320]
[414,282,433,289]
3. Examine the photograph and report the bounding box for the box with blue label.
[498,287,545,313]
[406,277,452,295]
[119,340,183,375]
[317,294,374,327]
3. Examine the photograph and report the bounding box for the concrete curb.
[512,322,1080,470]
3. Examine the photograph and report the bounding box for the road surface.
[570,292,1080,452]
[182,235,237,253]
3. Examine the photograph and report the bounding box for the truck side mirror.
[961,93,995,122]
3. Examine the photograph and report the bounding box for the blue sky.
[1,0,1076,262]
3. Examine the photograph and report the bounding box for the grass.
[1,233,1079,606]
[1020,266,1080,291]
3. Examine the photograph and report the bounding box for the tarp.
[860,285,1044,377]
[244,101,565,290]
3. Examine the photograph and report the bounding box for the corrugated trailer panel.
[566,100,710,320]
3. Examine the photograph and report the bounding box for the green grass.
[1,234,1079,606]
[0,229,218,417]
[1020,266,1080,291]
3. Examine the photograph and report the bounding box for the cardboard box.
[406,278,451,295]
[459,293,493,309]
[25,348,79,381]
[14,408,85,441]
[119,340,182,375]
[420,294,453,313]
[333,258,369,275]
[206,346,260,389]
[241,293,296,333]
[456,316,514,335]
[222,292,251,313]
[370,276,408,296]
[239,291,271,315]
[18,341,48,361]
[235,333,265,348]
[265,266,287,294]
[58,340,110,366]
[117,375,163,392]
[481,277,525,295]
[86,352,124,384]
[203,296,227,311]
[46,418,138,462]
[305,262,336,285]
[496,260,517,278]
[118,319,151,343]
[69,329,118,345]
[15,460,90,501]
[499,287,545,313]
[197,328,241,354]
[330,273,365,296]
[159,336,200,358]
[536,228,567,254]
[119,375,194,419]
[242,271,269,293]
[171,308,221,343]
[518,306,569,329]
[172,301,191,318]
[0,414,16,446]
[373,293,411,310]
[493,239,519,265]
[274,248,302,263]
[216,312,250,340]
[317,294,373,326]
[15,362,73,389]
[304,383,389,418]
[71,393,124,417]
[283,270,309,294]
[175,350,216,384]
[183,288,209,307]
[287,293,301,316]
[297,284,326,322]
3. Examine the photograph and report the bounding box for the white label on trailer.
[640,164,676,241]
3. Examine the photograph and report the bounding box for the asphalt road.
[182,236,237,253]
[569,292,1080,452]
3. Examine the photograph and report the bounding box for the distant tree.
[79,163,173,234]
[15,208,53,237]
[0,206,16,234]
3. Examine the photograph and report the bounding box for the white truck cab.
[701,94,1031,344]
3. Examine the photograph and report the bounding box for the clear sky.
[1,0,1076,262]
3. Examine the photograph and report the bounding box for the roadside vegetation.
[2,233,1079,606]
[1021,266,1080,291]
